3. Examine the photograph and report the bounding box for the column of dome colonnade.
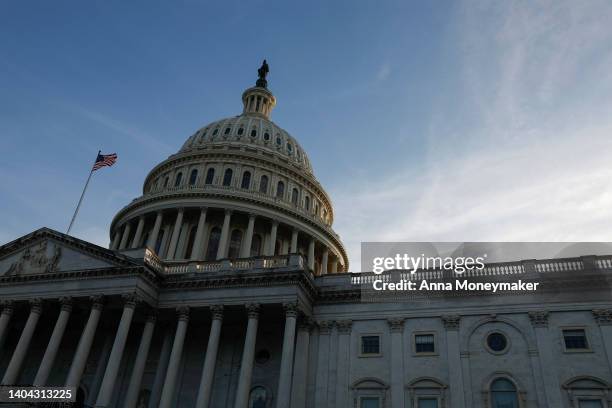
[110,206,345,275]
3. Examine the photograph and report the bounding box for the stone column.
[267,221,278,256]
[0,301,14,351]
[528,311,562,407]
[314,321,333,408]
[307,239,315,271]
[159,307,190,408]
[110,231,121,250]
[217,210,232,260]
[290,318,312,408]
[195,305,224,408]
[124,312,157,408]
[442,315,465,408]
[119,223,132,250]
[191,208,208,260]
[86,334,113,407]
[149,328,173,408]
[95,294,138,407]
[2,299,42,385]
[330,260,338,274]
[240,214,256,258]
[167,208,185,260]
[33,297,73,386]
[593,309,612,370]
[66,296,104,387]
[147,211,163,249]
[321,249,329,275]
[335,320,352,407]
[131,216,145,249]
[234,304,260,408]
[388,318,405,408]
[276,303,299,408]
[290,229,298,253]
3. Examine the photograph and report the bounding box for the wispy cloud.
[332,0,612,271]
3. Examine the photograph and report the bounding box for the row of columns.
[111,208,342,273]
[0,298,303,408]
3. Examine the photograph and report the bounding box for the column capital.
[246,303,260,318]
[176,306,190,321]
[146,310,159,323]
[441,315,460,330]
[122,293,140,308]
[90,295,105,310]
[528,310,549,328]
[200,206,208,213]
[59,297,73,312]
[247,213,257,220]
[30,298,43,314]
[1,300,14,315]
[297,317,314,332]
[336,320,353,334]
[317,320,334,334]
[224,209,233,216]
[177,207,185,214]
[210,305,224,321]
[282,302,299,318]
[592,309,612,326]
[387,317,405,333]
[271,220,279,227]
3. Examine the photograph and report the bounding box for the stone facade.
[1,69,612,408]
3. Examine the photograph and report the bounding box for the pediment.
[0,228,137,277]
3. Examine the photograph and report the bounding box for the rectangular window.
[361,335,381,355]
[360,397,380,408]
[579,400,603,408]
[415,333,436,354]
[563,329,589,350]
[418,398,439,408]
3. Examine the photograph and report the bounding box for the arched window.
[291,188,299,204]
[276,181,285,198]
[490,378,518,408]
[241,171,251,190]
[205,168,215,185]
[259,175,269,193]
[249,386,268,408]
[189,169,198,186]
[263,132,270,141]
[251,129,257,138]
[183,226,197,259]
[305,196,310,211]
[237,127,244,136]
[250,234,262,257]
[205,227,221,260]
[223,168,233,186]
[224,127,231,135]
[174,172,183,187]
[228,229,243,259]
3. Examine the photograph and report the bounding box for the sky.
[1,0,612,271]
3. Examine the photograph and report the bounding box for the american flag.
[92,152,118,171]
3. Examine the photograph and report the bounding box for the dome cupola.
[241,60,276,119]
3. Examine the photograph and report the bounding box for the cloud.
[331,0,612,272]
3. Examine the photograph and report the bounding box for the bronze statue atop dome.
[256,59,269,88]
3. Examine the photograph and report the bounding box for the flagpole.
[66,150,100,235]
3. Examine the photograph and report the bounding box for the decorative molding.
[387,317,405,333]
[246,303,260,319]
[336,320,353,334]
[210,305,224,321]
[528,311,549,328]
[592,309,612,326]
[318,320,334,334]
[441,315,460,330]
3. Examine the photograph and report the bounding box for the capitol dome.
[109,62,348,274]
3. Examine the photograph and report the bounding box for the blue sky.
[2,1,612,271]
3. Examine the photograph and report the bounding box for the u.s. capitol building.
[1,66,612,408]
